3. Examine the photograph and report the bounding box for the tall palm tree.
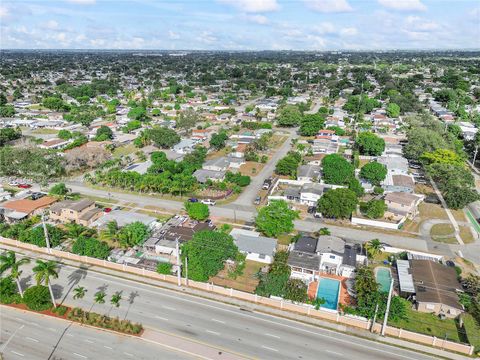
[365,239,382,259]
[110,292,122,308]
[0,251,30,297]
[94,291,106,305]
[65,223,94,240]
[73,286,87,300]
[32,260,59,308]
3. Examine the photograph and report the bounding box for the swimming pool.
[376,267,392,293]
[316,278,340,310]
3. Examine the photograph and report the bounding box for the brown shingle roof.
[411,260,463,310]
[2,196,57,214]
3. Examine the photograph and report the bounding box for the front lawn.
[210,260,265,293]
[388,306,461,343]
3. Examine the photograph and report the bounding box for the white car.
[201,199,216,206]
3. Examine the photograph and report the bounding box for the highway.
[0,306,192,360]
[2,255,442,360]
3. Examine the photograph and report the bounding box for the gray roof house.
[203,157,230,172]
[378,156,409,175]
[297,164,321,182]
[193,169,226,183]
[230,228,277,264]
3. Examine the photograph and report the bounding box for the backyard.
[210,260,265,293]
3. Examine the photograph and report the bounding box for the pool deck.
[307,273,353,307]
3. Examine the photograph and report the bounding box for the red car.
[17,184,32,189]
[104,207,112,213]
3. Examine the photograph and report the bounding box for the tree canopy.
[317,188,358,219]
[255,200,299,237]
[356,132,385,156]
[321,154,354,185]
[359,161,387,185]
[277,105,303,127]
[185,201,210,221]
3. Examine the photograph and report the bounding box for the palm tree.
[365,239,382,259]
[65,223,94,240]
[110,292,122,308]
[73,286,87,300]
[0,251,30,297]
[32,260,59,308]
[94,291,106,305]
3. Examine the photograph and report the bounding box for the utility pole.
[381,279,394,336]
[371,302,379,332]
[41,212,52,254]
[175,237,181,286]
[184,256,188,287]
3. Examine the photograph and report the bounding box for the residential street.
[1,256,443,360]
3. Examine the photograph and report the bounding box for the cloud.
[42,20,59,30]
[313,22,335,34]
[66,0,96,4]
[378,0,426,12]
[168,30,180,39]
[304,0,352,13]
[197,31,217,44]
[218,0,278,13]
[244,14,269,25]
[406,16,439,32]
[0,5,9,18]
[340,27,358,37]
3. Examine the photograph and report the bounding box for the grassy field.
[113,144,137,158]
[430,223,455,237]
[239,161,265,176]
[210,260,264,293]
[462,314,480,351]
[389,306,461,343]
[419,203,448,220]
[277,233,294,246]
[459,226,475,244]
[30,128,59,135]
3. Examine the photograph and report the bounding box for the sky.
[0,0,479,50]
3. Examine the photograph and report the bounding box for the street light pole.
[184,256,188,287]
[381,279,394,336]
[175,237,181,286]
[41,212,52,254]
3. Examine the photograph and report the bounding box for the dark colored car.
[30,192,44,201]
[307,206,317,214]
[446,260,455,267]
[254,196,261,205]
[188,198,198,202]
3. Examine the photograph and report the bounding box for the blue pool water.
[316,278,340,310]
[376,267,392,293]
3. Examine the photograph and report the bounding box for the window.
[329,255,335,259]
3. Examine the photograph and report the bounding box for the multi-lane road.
[0,253,443,360]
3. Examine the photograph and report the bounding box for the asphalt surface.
[0,306,192,360]
[4,258,442,360]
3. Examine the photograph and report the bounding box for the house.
[173,139,197,154]
[232,143,247,158]
[39,138,72,150]
[312,137,339,154]
[410,260,464,318]
[143,216,215,259]
[230,228,277,264]
[0,196,58,223]
[384,192,423,218]
[124,160,152,175]
[288,250,321,282]
[193,169,226,183]
[49,199,103,226]
[378,156,409,175]
[299,183,324,206]
[383,174,415,193]
[297,165,321,183]
[91,210,157,228]
[203,157,229,172]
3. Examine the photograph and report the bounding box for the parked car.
[445,260,456,267]
[104,207,112,213]
[307,206,317,214]
[201,199,216,206]
[188,198,198,202]
[254,196,261,205]
[8,181,19,186]
[18,184,32,189]
[30,192,44,201]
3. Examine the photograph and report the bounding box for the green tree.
[0,105,15,117]
[0,251,30,297]
[348,178,365,197]
[404,128,449,160]
[299,113,325,136]
[420,148,464,166]
[317,188,358,219]
[148,127,181,148]
[362,200,387,219]
[23,285,52,311]
[356,132,385,156]
[255,251,291,298]
[57,129,72,140]
[365,239,382,259]
[110,292,122,308]
[275,154,301,177]
[181,230,239,281]
[277,105,303,127]
[94,291,106,305]
[285,278,308,303]
[321,154,354,185]
[49,182,69,197]
[359,162,387,185]
[117,222,150,249]
[176,108,200,131]
[95,125,113,141]
[73,286,87,300]
[352,266,380,319]
[184,201,210,221]
[210,131,228,150]
[32,260,59,308]
[128,106,148,121]
[72,237,111,259]
[255,200,299,237]
[386,103,400,118]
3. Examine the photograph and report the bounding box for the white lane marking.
[0,324,24,352]
[29,322,39,327]
[73,353,87,359]
[48,327,56,332]
[211,318,225,324]
[11,350,24,357]
[162,305,176,311]
[206,330,220,335]
[103,346,113,350]
[326,350,343,356]
[66,334,74,337]
[155,315,169,321]
[265,333,280,339]
[14,317,24,322]
[261,345,278,352]
[26,337,39,342]
[29,256,432,360]
[124,352,133,357]
[84,339,94,344]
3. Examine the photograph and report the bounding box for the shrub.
[23,285,52,311]
[67,307,143,334]
[0,276,20,304]
[52,305,68,316]
[156,262,172,275]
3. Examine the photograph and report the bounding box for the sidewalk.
[1,243,476,360]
